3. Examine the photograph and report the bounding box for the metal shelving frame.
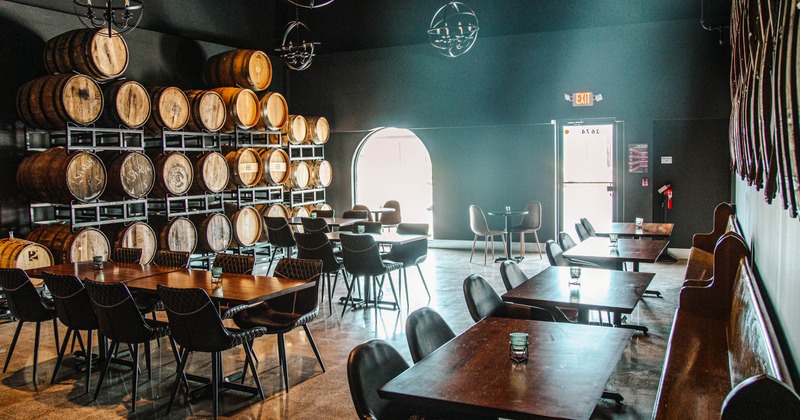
[29,199,148,229]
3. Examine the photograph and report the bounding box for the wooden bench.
[653,233,800,419]
[684,202,734,282]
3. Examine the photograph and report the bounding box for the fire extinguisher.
[665,187,673,210]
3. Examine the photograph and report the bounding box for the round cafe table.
[487,210,528,262]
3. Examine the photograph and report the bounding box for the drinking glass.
[505,205,511,213]
[509,332,529,363]
[569,267,581,285]
[609,233,619,247]
[211,267,223,284]
[569,284,581,302]
[357,225,366,234]
[311,212,317,219]
[92,255,103,270]
[635,217,644,228]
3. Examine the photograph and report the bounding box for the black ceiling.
[10,0,729,53]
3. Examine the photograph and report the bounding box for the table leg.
[612,312,648,334]
[495,215,523,263]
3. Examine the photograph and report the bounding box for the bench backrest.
[692,202,735,252]
[679,234,749,318]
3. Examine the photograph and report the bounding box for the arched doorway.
[353,128,433,232]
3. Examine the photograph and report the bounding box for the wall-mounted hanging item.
[287,0,335,8]
[72,0,143,38]
[275,20,319,71]
[428,1,479,57]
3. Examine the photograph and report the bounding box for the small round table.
[487,210,528,262]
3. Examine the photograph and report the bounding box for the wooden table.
[379,317,633,419]
[563,237,669,272]
[288,216,365,228]
[124,268,315,307]
[595,222,674,239]
[501,266,655,333]
[326,231,427,245]
[26,261,181,283]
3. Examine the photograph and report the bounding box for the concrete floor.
[0,248,683,419]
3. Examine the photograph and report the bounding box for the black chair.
[545,240,570,267]
[212,253,255,275]
[347,339,420,420]
[265,216,296,273]
[41,272,99,393]
[158,285,267,419]
[379,200,402,229]
[232,258,325,392]
[111,247,143,264]
[342,209,370,221]
[152,250,190,268]
[499,260,528,292]
[83,280,177,412]
[350,220,383,233]
[405,307,455,364]
[581,218,598,236]
[351,204,373,221]
[301,217,330,233]
[462,274,561,323]
[381,223,430,308]
[575,222,591,241]
[0,268,58,387]
[295,232,348,315]
[339,233,402,317]
[311,209,334,218]
[558,231,578,251]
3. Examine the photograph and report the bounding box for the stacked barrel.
[12,33,334,266]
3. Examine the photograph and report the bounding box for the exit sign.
[572,92,594,107]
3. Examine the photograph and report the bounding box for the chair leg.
[470,234,478,263]
[387,272,399,309]
[131,343,140,412]
[85,330,93,395]
[520,232,526,258]
[303,324,325,372]
[33,321,41,387]
[403,268,410,309]
[243,340,264,400]
[483,236,488,265]
[4,321,23,373]
[533,230,542,259]
[144,341,152,381]
[416,265,431,299]
[52,317,59,350]
[51,327,73,385]
[211,351,220,419]
[277,333,289,392]
[166,348,190,414]
[341,274,358,317]
[95,341,119,401]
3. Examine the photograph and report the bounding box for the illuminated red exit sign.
[572,92,594,107]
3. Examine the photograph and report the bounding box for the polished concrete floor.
[0,248,683,419]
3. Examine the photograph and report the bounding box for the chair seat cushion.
[227,326,269,348]
[144,318,172,341]
[133,292,163,313]
[382,260,403,272]
[233,304,319,334]
[509,224,538,233]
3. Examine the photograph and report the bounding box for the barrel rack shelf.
[29,199,149,229]
[288,143,324,160]
[224,185,284,207]
[289,188,326,208]
[25,124,145,152]
[144,129,221,152]
[147,193,224,218]
[231,126,283,149]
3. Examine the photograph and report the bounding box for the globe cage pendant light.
[428,1,479,58]
[73,0,144,38]
[287,0,335,8]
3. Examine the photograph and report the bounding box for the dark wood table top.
[595,222,674,238]
[379,317,633,419]
[288,217,365,227]
[563,237,669,264]
[124,268,314,306]
[26,261,181,283]
[326,231,427,245]
[501,266,655,313]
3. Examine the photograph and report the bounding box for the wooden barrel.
[286,161,312,190]
[152,217,197,253]
[184,89,226,133]
[257,203,290,219]
[0,238,55,269]
[256,91,288,131]
[225,204,263,246]
[99,80,150,129]
[210,87,260,132]
[285,114,308,145]
[259,148,290,185]
[43,28,129,81]
[205,49,272,91]
[223,147,263,188]
[144,86,190,134]
[307,116,330,144]
[17,147,107,203]
[188,151,229,194]
[312,160,332,187]
[99,151,155,199]
[148,152,194,196]
[26,224,110,264]
[102,222,157,264]
[291,206,310,219]
[192,213,232,252]
[17,74,103,130]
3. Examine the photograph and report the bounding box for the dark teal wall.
[287,19,731,245]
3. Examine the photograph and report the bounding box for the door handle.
[606,185,616,192]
